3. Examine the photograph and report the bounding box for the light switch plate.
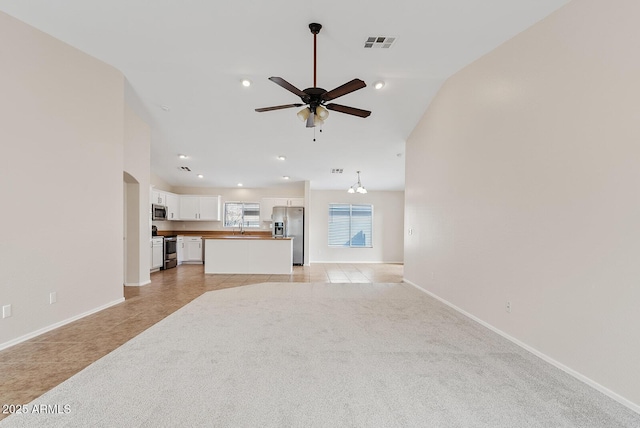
[50,292,57,304]
[2,304,11,318]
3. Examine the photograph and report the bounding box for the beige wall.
[404,0,640,410]
[124,104,151,286]
[0,12,126,347]
[310,190,404,263]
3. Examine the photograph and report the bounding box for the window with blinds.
[224,202,261,228]
[328,204,373,247]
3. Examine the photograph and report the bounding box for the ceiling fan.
[255,23,371,128]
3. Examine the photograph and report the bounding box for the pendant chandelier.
[348,171,367,194]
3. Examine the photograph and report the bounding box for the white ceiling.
[1,0,568,191]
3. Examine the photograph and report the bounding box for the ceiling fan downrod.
[309,23,322,88]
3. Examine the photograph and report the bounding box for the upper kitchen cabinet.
[260,197,304,221]
[151,190,166,206]
[179,195,221,221]
[165,193,180,220]
[151,189,180,220]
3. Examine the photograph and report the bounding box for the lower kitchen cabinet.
[151,237,164,271]
[177,236,184,264]
[183,236,203,263]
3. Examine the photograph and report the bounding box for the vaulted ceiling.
[0,0,569,190]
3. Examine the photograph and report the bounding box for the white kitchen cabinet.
[199,196,220,220]
[183,236,203,263]
[151,190,166,206]
[260,198,281,221]
[179,195,220,221]
[177,236,184,265]
[260,197,304,221]
[179,196,199,220]
[151,189,180,221]
[151,237,164,271]
[165,193,180,220]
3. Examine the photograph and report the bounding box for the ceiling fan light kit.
[255,23,371,128]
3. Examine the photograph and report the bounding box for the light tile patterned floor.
[0,263,403,418]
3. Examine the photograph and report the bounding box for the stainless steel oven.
[163,236,177,269]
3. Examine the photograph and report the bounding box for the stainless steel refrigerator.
[272,206,304,265]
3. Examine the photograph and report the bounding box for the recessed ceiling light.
[277,155,286,161]
[282,176,290,180]
[237,183,243,187]
[241,79,251,87]
[373,81,385,90]
[178,154,188,159]
[197,174,204,178]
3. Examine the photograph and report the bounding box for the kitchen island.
[204,236,293,274]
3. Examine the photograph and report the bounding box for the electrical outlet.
[50,292,57,304]
[2,304,11,318]
[506,301,511,313]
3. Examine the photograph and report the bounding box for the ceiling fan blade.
[325,103,371,118]
[269,77,307,98]
[255,103,303,112]
[321,79,366,102]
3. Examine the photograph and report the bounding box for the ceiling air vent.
[364,36,396,49]
[331,168,343,174]
[179,166,191,172]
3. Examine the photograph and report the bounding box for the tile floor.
[0,263,403,419]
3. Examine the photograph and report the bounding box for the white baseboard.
[403,278,640,415]
[0,297,125,352]
[124,280,151,287]
[310,260,404,264]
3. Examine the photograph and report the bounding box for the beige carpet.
[2,282,639,427]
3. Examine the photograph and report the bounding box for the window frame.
[223,201,261,229]
[327,203,374,248]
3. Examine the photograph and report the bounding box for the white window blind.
[328,204,373,247]
[224,202,260,228]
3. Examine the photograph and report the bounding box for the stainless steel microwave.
[152,204,167,220]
